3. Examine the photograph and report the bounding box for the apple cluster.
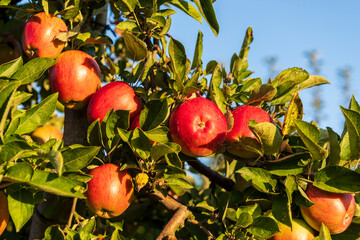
[20,13,357,237]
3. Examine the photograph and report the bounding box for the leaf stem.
[66,198,78,228]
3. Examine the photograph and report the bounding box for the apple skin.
[225,105,273,159]
[268,219,315,240]
[22,12,68,59]
[0,190,9,236]
[31,125,63,144]
[169,97,227,157]
[0,36,22,65]
[86,164,134,218]
[87,81,143,123]
[300,184,356,234]
[49,50,101,109]
[129,113,140,130]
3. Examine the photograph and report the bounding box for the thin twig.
[67,198,78,228]
[185,157,235,192]
[187,219,215,239]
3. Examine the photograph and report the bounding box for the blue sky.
[168,0,360,134]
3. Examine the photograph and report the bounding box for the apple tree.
[0,0,360,240]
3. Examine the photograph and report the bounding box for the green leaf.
[236,212,253,228]
[237,167,277,193]
[327,127,340,166]
[106,110,130,139]
[0,0,11,6]
[313,166,360,193]
[116,21,139,32]
[208,66,226,114]
[150,143,180,161]
[0,141,33,164]
[298,75,330,91]
[115,0,137,12]
[0,56,23,78]
[318,223,332,240]
[168,0,202,23]
[4,163,86,198]
[248,121,282,155]
[64,0,80,19]
[79,217,96,238]
[44,225,65,240]
[293,119,328,162]
[15,93,58,135]
[7,187,36,232]
[0,82,21,137]
[282,92,303,135]
[63,146,101,172]
[140,100,168,131]
[272,195,292,228]
[123,32,148,61]
[272,67,310,87]
[248,84,277,105]
[12,57,55,85]
[130,128,151,159]
[191,30,203,70]
[166,177,193,189]
[239,27,253,60]
[48,150,64,176]
[340,106,360,159]
[193,0,219,36]
[87,120,103,146]
[169,37,186,91]
[143,126,170,143]
[247,217,279,239]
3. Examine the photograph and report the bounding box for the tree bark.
[28,108,88,240]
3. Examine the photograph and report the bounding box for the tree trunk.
[28,108,88,240]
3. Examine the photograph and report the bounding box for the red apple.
[31,125,63,144]
[22,12,67,59]
[300,184,355,234]
[86,164,134,218]
[169,97,227,157]
[268,219,315,240]
[49,50,101,109]
[129,113,140,130]
[225,105,273,159]
[0,190,9,236]
[87,81,143,123]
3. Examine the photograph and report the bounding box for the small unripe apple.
[86,164,134,218]
[0,36,22,65]
[22,12,68,59]
[0,190,9,236]
[169,97,227,157]
[87,81,143,123]
[225,105,273,159]
[268,219,315,240]
[49,50,101,109]
[300,184,355,234]
[31,125,63,144]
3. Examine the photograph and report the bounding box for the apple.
[129,113,140,130]
[300,184,355,234]
[225,105,273,159]
[22,12,68,59]
[169,97,227,157]
[0,36,22,65]
[0,190,9,236]
[86,163,134,218]
[87,81,143,123]
[31,125,63,144]
[49,50,101,109]
[268,219,315,240]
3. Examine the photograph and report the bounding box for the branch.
[185,158,235,192]
[150,190,216,240]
